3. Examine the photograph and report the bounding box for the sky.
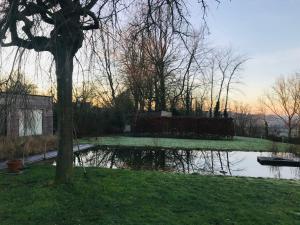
[190,0,300,105]
[1,0,300,108]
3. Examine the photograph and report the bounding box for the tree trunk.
[147,86,153,112]
[134,95,139,113]
[159,73,166,111]
[139,99,145,112]
[209,75,214,118]
[224,78,232,118]
[288,119,292,142]
[288,127,292,142]
[54,47,75,184]
[147,98,152,112]
[214,100,220,118]
[154,79,159,111]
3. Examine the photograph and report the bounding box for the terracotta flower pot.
[7,159,22,173]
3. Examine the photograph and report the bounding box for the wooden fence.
[132,116,235,139]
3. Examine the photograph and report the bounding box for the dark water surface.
[70,148,300,180]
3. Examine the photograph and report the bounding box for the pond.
[70,148,300,180]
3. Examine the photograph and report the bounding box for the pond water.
[71,148,300,180]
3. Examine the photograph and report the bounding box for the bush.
[71,91,134,137]
[266,135,300,144]
[0,135,57,161]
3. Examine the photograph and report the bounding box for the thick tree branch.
[81,10,99,30]
[84,0,100,10]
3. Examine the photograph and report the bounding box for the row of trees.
[44,2,248,135]
[0,0,223,183]
[67,7,248,119]
[230,103,266,138]
[231,74,300,142]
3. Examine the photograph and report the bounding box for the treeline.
[2,2,271,139]
[53,90,134,137]
[1,1,298,142]
[60,2,248,122]
[44,2,248,137]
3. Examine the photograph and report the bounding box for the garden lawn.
[79,136,297,152]
[0,166,299,225]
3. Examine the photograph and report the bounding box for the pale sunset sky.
[1,0,299,109]
[191,0,300,105]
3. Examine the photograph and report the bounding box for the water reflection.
[73,148,300,180]
[265,152,300,179]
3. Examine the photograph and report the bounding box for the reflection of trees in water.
[267,152,300,179]
[73,149,300,179]
[75,148,245,176]
[269,166,282,179]
[270,152,298,159]
[294,167,300,178]
[268,165,300,179]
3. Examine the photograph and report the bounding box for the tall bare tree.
[122,2,205,114]
[206,53,217,118]
[0,0,214,183]
[121,23,152,113]
[168,30,206,115]
[222,51,247,118]
[261,74,300,140]
[144,5,179,111]
[94,21,121,104]
[0,0,124,183]
[213,48,246,118]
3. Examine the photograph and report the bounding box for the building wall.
[3,95,53,137]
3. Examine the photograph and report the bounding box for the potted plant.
[6,138,24,173]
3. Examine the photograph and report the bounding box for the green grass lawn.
[0,166,299,225]
[79,136,297,152]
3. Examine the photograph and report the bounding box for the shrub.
[0,135,57,161]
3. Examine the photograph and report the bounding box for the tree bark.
[54,46,75,184]
[185,88,191,115]
[288,127,292,142]
[160,75,166,111]
[288,118,292,142]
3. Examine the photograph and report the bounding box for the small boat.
[257,156,300,167]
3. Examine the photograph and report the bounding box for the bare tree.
[122,3,204,114]
[0,0,124,183]
[0,72,37,95]
[232,102,264,137]
[257,103,270,138]
[223,51,247,118]
[0,0,214,183]
[73,80,97,105]
[214,48,247,118]
[121,23,152,113]
[261,74,300,140]
[294,73,300,137]
[182,32,207,115]
[206,53,217,118]
[144,5,178,111]
[168,30,207,115]
[94,21,121,104]
[213,51,227,118]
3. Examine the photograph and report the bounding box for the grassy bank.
[0,166,299,225]
[79,136,297,152]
